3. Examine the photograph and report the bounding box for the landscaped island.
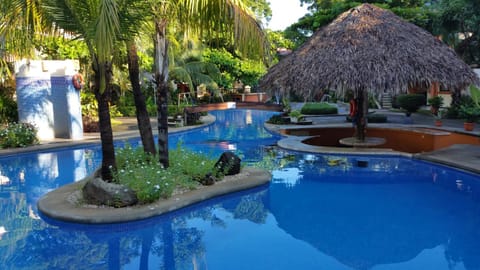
[37,166,271,224]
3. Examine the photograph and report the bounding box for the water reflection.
[25,187,270,270]
[1,109,480,270]
[268,153,480,270]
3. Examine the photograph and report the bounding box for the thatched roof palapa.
[259,3,480,98]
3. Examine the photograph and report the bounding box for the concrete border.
[37,167,271,224]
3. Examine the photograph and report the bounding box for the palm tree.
[43,0,139,181]
[5,0,267,180]
[0,0,46,76]
[122,5,157,156]
[169,52,222,101]
[151,0,267,168]
[126,40,156,155]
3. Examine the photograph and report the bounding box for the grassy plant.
[0,122,39,148]
[113,143,219,204]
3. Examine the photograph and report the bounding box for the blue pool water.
[1,109,480,270]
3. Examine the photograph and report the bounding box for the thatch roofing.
[259,4,480,97]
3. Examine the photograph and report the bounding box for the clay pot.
[464,122,475,131]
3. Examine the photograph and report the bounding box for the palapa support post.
[353,89,368,142]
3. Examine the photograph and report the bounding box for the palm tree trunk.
[154,18,169,168]
[93,60,116,181]
[127,40,156,155]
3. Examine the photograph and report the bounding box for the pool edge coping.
[37,167,271,224]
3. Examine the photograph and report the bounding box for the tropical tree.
[285,0,433,47]
[42,0,146,181]
[150,0,268,168]
[0,0,47,77]
[3,0,267,179]
[126,39,157,155]
[431,0,480,66]
[169,53,222,97]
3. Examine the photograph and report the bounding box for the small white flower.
[154,184,160,189]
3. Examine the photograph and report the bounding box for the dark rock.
[214,152,241,176]
[82,177,138,207]
[200,173,217,186]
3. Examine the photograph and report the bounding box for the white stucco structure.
[15,60,83,140]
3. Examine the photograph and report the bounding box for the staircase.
[381,92,393,109]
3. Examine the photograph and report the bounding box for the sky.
[266,0,309,31]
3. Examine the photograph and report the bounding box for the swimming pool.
[1,109,479,270]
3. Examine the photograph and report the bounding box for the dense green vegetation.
[286,0,479,66]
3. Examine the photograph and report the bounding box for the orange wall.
[289,127,480,153]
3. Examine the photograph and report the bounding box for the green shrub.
[300,102,338,115]
[118,105,137,117]
[396,94,425,115]
[114,143,219,203]
[0,122,39,148]
[146,97,157,116]
[367,113,388,123]
[80,91,99,120]
[267,114,290,124]
[0,87,18,124]
[427,96,444,109]
[445,95,474,119]
[167,105,185,117]
[459,105,480,123]
[81,91,122,118]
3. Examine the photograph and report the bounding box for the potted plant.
[289,110,303,123]
[459,105,480,131]
[428,96,444,115]
[434,109,444,127]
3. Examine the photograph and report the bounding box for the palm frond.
[170,67,194,91]
[177,0,267,59]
